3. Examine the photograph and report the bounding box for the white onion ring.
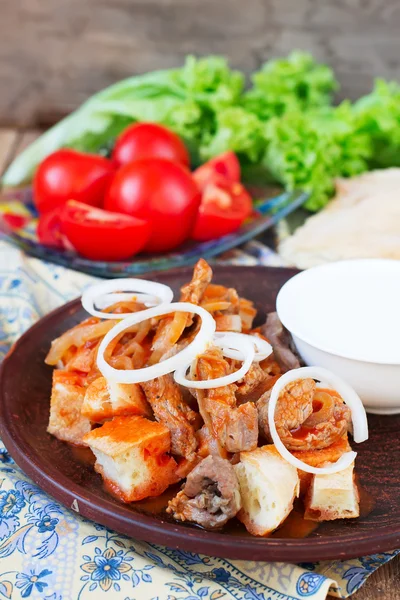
[213,332,272,362]
[94,292,160,309]
[97,302,215,383]
[268,366,368,475]
[82,279,174,319]
[174,332,255,389]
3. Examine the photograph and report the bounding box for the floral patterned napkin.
[0,239,398,600]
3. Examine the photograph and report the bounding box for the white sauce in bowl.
[276,259,400,365]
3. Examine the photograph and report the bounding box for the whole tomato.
[105,158,200,252]
[34,149,115,213]
[112,122,190,168]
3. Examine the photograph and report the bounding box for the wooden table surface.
[0,127,399,599]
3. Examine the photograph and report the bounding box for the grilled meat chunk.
[262,312,301,372]
[141,375,198,459]
[167,455,241,529]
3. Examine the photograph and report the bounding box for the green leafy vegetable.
[200,107,265,163]
[5,50,400,214]
[264,103,372,211]
[243,51,338,121]
[66,115,134,155]
[353,79,400,168]
[2,56,243,186]
[171,55,244,112]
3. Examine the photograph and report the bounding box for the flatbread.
[279,168,400,269]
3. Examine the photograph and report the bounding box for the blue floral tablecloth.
[0,239,398,600]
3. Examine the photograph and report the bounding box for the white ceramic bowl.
[276,259,400,414]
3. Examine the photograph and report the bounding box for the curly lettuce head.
[264,103,372,211]
[200,107,266,163]
[173,55,244,110]
[243,50,338,121]
[353,79,400,168]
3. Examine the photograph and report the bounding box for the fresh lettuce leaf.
[66,115,134,155]
[171,55,244,111]
[353,79,400,168]
[199,107,266,163]
[243,51,338,121]
[2,56,243,186]
[5,49,400,217]
[264,103,372,211]
[2,69,183,186]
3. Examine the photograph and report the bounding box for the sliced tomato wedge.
[0,202,31,231]
[193,151,241,191]
[60,200,151,261]
[37,206,65,249]
[192,175,253,241]
[2,213,29,230]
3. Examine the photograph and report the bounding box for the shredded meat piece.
[200,283,239,311]
[167,455,241,529]
[196,425,229,459]
[259,353,282,375]
[214,314,242,332]
[149,259,212,363]
[181,259,213,306]
[257,379,351,450]
[236,363,267,402]
[195,347,258,453]
[158,319,201,362]
[141,375,198,459]
[201,284,242,331]
[262,312,301,372]
[216,287,239,315]
[239,297,257,332]
[149,312,187,364]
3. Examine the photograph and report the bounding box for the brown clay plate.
[1,265,400,562]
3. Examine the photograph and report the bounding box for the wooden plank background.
[1,0,400,128]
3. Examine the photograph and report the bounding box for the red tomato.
[34,149,115,214]
[105,158,200,253]
[2,213,29,231]
[60,200,150,261]
[37,206,65,249]
[192,176,253,241]
[193,151,241,191]
[112,122,190,168]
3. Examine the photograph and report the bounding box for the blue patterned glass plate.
[0,187,307,277]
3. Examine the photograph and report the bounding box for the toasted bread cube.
[47,370,91,445]
[234,445,299,536]
[293,435,352,497]
[83,416,178,502]
[81,376,151,423]
[304,462,359,521]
